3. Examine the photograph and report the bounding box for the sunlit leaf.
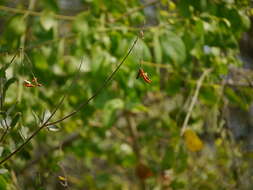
[0,169,8,174]
[42,110,52,124]
[40,11,56,31]
[8,16,26,35]
[58,176,67,181]
[183,129,204,152]
[0,117,11,129]
[19,126,29,140]
[47,125,60,132]
[0,147,4,157]
[161,31,186,64]
[131,104,149,113]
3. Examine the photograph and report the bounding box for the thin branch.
[0,36,138,165]
[180,69,212,136]
[0,119,10,143]
[1,51,19,70]
[0,22,163,56]
[0,0,165,56]
[110,0,159,23]
[45,36,139,127]
[0,5,76,21]
[0,59,84,165]
[0,53,19,143]
[0,0,159,23]
[0,95,65,165]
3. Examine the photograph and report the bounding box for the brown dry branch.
[181,69,212,136]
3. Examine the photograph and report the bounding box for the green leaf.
[2,77,17,103]
[0,176,7,190]
[103,99,124,127]
[19,126,29,140]
[199,86,218,105]
[47,125,60,132]
[40,11,56,31]
[42,0,59,12]
[153,32,162,63]
[225,87,247,110]
[7,16,26,35]
[175,146,188,173]
[171,180,185,189]
[131,104,149,113]
[161,31,186,64]
[178,0,191,17]
[10,112,21,128]
[166,74,184,95]
[132,39,152,61]
[73,12,90,35]
[0,147,4,157]
[239,11,251,30]
[32,52,48,70]
[0,67,7,78]
[6,103,17,116]
[161,146,174,169]
[104,98,124,111]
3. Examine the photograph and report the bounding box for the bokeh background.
[0,0,253,189]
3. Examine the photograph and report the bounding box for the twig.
[0,53,19,143]
[0,36,138,165]
[1,51,19,70]
[58,163,70,190]
[0,95,65,165]
[0,0,159,23]
[0,119,10,143]
[180,69,212,136]
[0,5,76,21]
[0,22,163,56]
[45,36,139,127]
[0,34,75,56]
[0,59,84,165]
[0,0,166,56]
[110,0,159,23]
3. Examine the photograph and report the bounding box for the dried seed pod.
[136,68,152,83]
[23,80,35,87]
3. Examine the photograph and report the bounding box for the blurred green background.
[0,0,253,189]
